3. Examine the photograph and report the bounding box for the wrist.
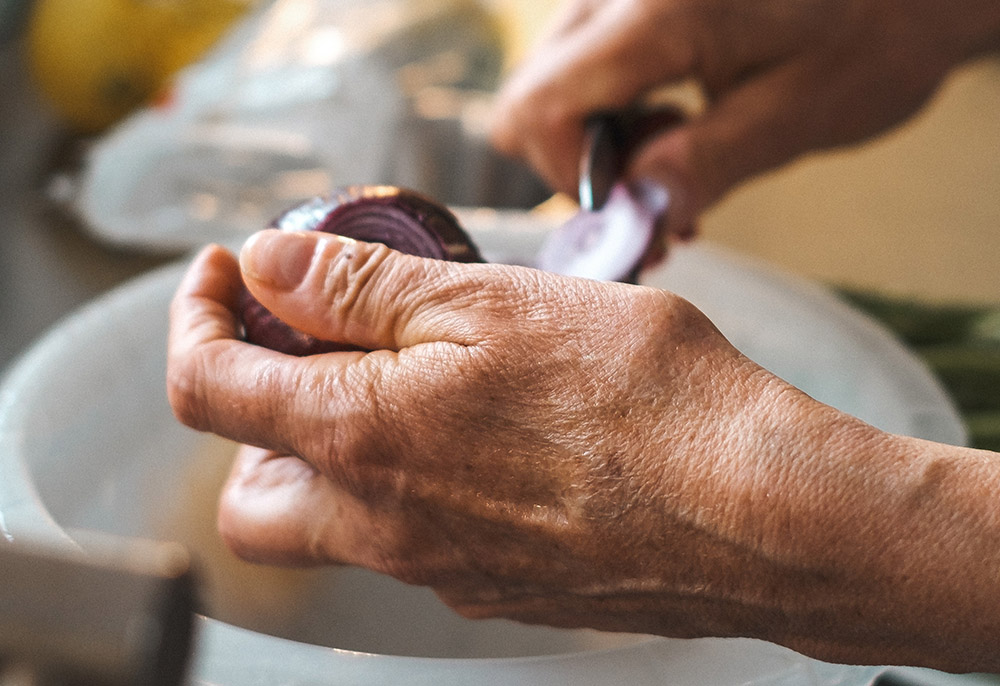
[717,384,1000,670]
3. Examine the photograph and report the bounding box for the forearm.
[696,387,1000,672]
[844,434,1000,671]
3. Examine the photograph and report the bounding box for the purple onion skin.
[240,185,484,356]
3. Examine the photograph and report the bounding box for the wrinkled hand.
[491,0,1000,229]
[166,231,1000,672]
[167,230,820,637]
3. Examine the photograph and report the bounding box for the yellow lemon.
[26,0,252,133]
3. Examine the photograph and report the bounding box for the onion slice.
[537,180,669,283]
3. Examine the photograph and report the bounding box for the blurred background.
[1,0,998,448]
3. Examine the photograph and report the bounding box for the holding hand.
[491,0,1000,229]
[167,231,797,627]
[167,231,1000,672]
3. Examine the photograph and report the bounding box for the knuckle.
[385,552,461,589]
[359,355,408,439]
[637,287,702,331]
[312,364,387,474]
[366,525,453,588]
[316,239,394,322]
[165,351,213,432]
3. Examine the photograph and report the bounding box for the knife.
[577,105,685,212]
[536,105,685,283]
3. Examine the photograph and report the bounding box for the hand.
[167,231,818,634]
[167,231,1000,671]
[490,0,1000,230]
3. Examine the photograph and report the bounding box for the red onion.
[240,185,483,356]
[537,179,669,284]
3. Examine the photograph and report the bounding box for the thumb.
[239,229,487,351]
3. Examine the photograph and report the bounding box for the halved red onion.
[240,185,483,356]
[537,180,669,284]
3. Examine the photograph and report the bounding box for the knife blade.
[577,112,623,213]
[537,104,686,283]
[577,106,685,212]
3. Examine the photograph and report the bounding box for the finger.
[166,244,378,458]
[628,56,842,217]
[167,244,244,347]
[536,3,696,107]
[238,229,502,351]
[530,0,602,46]
[217,445,459,586]
[629,36,948,217]
[216,445,353,566]
[491,1,697,195]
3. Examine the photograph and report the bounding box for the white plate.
[0,211,968,685]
